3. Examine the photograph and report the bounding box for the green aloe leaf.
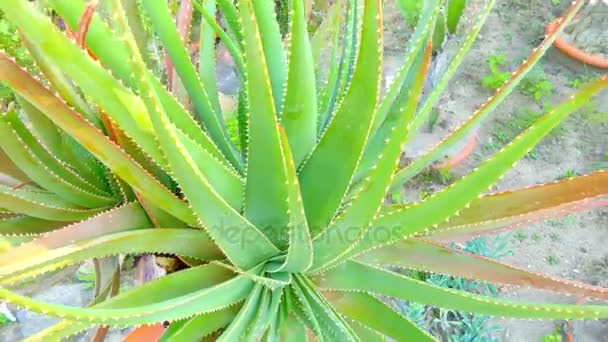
[300,0,382,232]
[317,261,608,319]
[48,0,236,173]
[0,229,222,285]
[141,0,241,168]
[0,216,65,236]
[281,0,318,166]
[239,0,291,246]
[309,36,431,272]
[0,185,104,222]
[428,170,608,240]
[328,291,436,341]
[359,238,608,300]
[266,127,313,273]
[447,0,466,34]
[0,54,194,224]
[160,306,240,341]
[110,0,279,269]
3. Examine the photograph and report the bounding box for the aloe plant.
[0,0,607,340]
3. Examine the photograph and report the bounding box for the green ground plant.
[519,67,554,101]
[0,0,607,341]
[481,54,510,90]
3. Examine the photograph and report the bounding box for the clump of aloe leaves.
[0,0,606,341]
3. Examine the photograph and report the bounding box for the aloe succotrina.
[0,0,607,340]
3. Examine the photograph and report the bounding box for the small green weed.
[545,255,560,266]
[519,67,553,101]
[76,267,96,289]
[540,324,563,342]
[531,233,542,242]
[548,232,560,242]
[427,108,440,132]
[557,169,578,180]
[551,0,561,6]
[513,231,528,242]
[481,55,510,90]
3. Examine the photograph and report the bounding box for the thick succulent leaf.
[0,149,30,184]
[316,261,608,319]
[248,0,287,114]
[48,0,236,173]
[20,38,101,129]
[141,0,241,168]
[287,284,323,337]
[346,74,608,258]
[368,0,442,136]
[0,216,66,236]
[239,0,292,246]
[196,0,222,116]
[318,0,360,131]
[28,264,247,338]
[160,306,239,341]
[0,0,173,170]
[427,170,608,240]
[299,0,382,232]
[245,287,282,340]
[294,275,358,342]
[91,256,119,305]
[216,0,244,47]
[390,0,582,190]
[446,0,466,34]
[309,38,431,272]
[0,185,104,221]
[316,4,346,129]
[217,284,264,341]
[109,1,278,269]
[328,291,436,341]
[194,0,245,75]
[359,238,608,300]
[396,0,421,25]
[0,109,114,208]
[267,128,313,273]
[17,96,106,190]
[0,54,194,224]
[0,269,254,325]
[310,1,340,68]
[281,0,318,166]
[0,202,151,281]
[0,229,223,285]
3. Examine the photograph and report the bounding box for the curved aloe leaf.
[141,0,241,168]
[328,291,436,341]
[0,216,66,236]
[281,0,318,166]
[48,0,236,172]
[359,238,608,300]
[0,229,222,285]
[239,0,291,246]
[317,261,608,319]
[266,127,313,273]
[0,185,104,222]
[309,38,431,272]
[299,0,382,232]
[160,306,239,341]
[110,0,278,269]
[428,170,608,240]
[0,54,195,224]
